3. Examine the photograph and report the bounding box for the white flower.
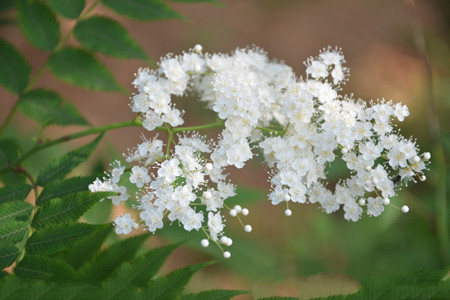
[130,166,151,188]
[181,208,204,231]
[158,158,182,183]
[114,214,138,234]
[207,212,225,241]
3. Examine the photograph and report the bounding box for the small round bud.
[194,64,201,72]
[284,194,291,201]
[419,175,426,182]
[423,152,431,160]
[244,225,252,232]
[229,209,237,217]
[284,209,292,216]
[382,198,390,205]
[143,86,150,93]
[193,44,203,53]
[365,180,372,186]
[234,205,242,213]
[205,163,213,171]
[132,223,139,230]
[220,236,228,244]
[225,238,233,246]
[413,156,420,163]
[241,208,249,216]
[401,205,409,213]
[203,191,212,200]
[341,147,348,154]
[365,165,372,172]
[223,251,231,259]
[358,199,366,206]
[200,239,209,248]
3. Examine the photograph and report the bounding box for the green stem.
[0,119,141,174]
[172,121,224,133]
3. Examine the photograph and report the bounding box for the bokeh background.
[1,0,449,299]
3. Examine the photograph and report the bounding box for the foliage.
[0,0,448,300]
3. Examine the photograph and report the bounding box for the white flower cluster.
[90,45,429,257]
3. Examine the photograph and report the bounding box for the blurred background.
[1,0,449,299]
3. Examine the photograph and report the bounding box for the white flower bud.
[194,64,201,72]
[132,223,139,230]
[220,236,228,244]
[234,205,242,213]
[423,152,431,160]
[203,191,212,199]
[205,163,213,171]
[225,238,233,246]
[194,44,203,53]
[223,251,231,259]
[341,147,348,154]
[284,194,291,201]
[241,208,249,216]
[365,165,372,172]
[244,225,252,232]
[419,175,426,182]
[284,209,292,216]
[382,198,390,205]
[358,199,366,206]
[229,209,237,217]
[413,156,420,163]
[401,205,409,213]
[201,239,209,248]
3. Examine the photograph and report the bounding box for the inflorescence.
[89,45,429,258]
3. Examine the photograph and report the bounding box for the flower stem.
[0,119,141,174]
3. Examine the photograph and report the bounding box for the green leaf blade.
[17,89,89,127]
[78,233,150,282]
[0,183,32,204]
[0,221,30,244]
[33,191,116,229]
[14,255,77,280]
[0,38,30,94]
[25,223,101,255]
[0,201,33,225]
[74,16,149,61]
[101,0,185,21]
[37,175,99,206]
[36,134,103,186]
[48,47,123,91]
[0,243,20,269]
[16,0,60,51]
[45,0,86,19]
[138,262,212,300]
[60,225,112,270]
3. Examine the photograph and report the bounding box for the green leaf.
[0,201,33,225]
[78,233,150,282]
[102,242,181,297]
[136,262,212,300]
[14,255,77,280]
[0,243,20,269]
[33,191,116,229]
[17,89,89,127]
[0,38,30,94]
[0,276,30,300]
[179,290,249,300]
[74,16,149,62]
[0,221,29,244]
[37,175,99,205]
[60,225,112,270]
[16,0,60,51]
[45,0,85,19]
[101,0,184,21]
[36,134,103,186]
[0,183,32,204]
[0,139,26,185]
[26,223,101,255]
[48,47,123,91]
